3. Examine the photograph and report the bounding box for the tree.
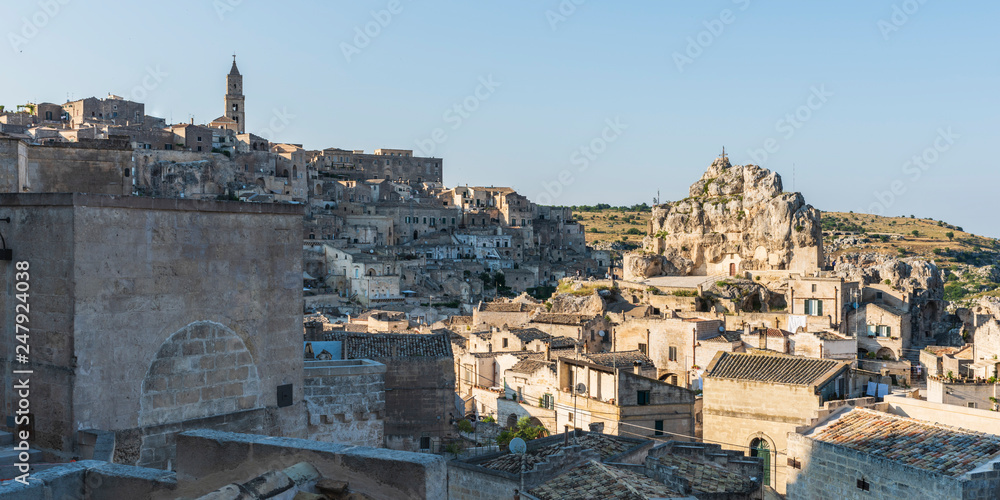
[946,231,955,241]
[911,230,920,238]
[496,416,549,448]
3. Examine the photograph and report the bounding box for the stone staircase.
[0,430,44,481]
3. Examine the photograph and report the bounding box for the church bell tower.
[225,55,245,133]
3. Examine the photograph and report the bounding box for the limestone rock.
[548,292,605,315]
[639,156,822,277]
[831,252,943,299]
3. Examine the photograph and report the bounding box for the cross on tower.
[721,146,727,160]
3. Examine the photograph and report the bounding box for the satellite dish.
[575,383,588,394]
[509,437,527,454]
[598,330,605,337]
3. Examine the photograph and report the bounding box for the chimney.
[759,330,768,351]
[545,343,551,361]
[190,117,193,125]
[633,360,642,375]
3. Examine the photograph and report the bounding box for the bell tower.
[225,55,245,133]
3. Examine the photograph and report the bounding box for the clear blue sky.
[2,1,998,237]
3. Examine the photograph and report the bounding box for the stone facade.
[304,359,386,447]
[0,193,306,467]
[0,136,132,195]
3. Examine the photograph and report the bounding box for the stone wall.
[702,377,824,493]
[174,430,447,500]
[882,394,1000,434]
[0,194,306,463]
[785,431,1000,500]
[375,354,456,451]
[304,359,386,447]
[926,377,998,410]
[0,138,132,195]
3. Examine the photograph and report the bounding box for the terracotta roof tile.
[706,352,844,386]
[480,434,635,474]
[812,408,1000,477]
[530,461,680,500]
[655,454,754,493]
[584,351,655,369]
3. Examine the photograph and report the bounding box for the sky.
[2,1,998,237]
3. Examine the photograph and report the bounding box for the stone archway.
[876,347,896,361]
[137,321,262,467]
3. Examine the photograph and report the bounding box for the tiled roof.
[812,408,1000,477]
[508,358,555,375]
[702,331,742,343]
[655,454,755,494]
[447,315,473,325]
[339,333,452,359]
[584,351,655,369]
[530,461,680,500]
[814,331,849,341]
[481,434,636,474]
[706,352,844,386]
[479,301,530,313]
[508,328,553,343]
[530,313,589,325]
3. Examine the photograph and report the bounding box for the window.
[542,393,554,409]
[968,402,978,409]
[637,390,651,405]
[876,291,884,300]
[419,436,430,450]
[668,346,677,362]
[197,136,202,142]
[856,478,869,491]
[654,420,664,436]
[638,343,647,355]
[811,284,817,293]
[502,338,508,348]
[876,325,891,337]
[804,299,823,316]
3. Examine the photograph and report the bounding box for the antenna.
[792,163,796,192]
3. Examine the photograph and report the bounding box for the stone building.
[0,136,133,195]
[303,358,386,447]
[850,301,911,360]
[611,315,723,386]
[63,94,145,128]
[0,193,306,469]
[787,275,858,332]
[786,407,1000,500]
[702,351,859,493]
[555,356,696,440]
[328,332,456,452]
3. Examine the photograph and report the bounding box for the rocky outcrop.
[830,252,943,299]
[548,290,606,315]
[633,156,822,277]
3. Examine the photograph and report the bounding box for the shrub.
[457,419,474,433]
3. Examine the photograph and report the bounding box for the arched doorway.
[876,347,896,361]
[413,230,419,241]
[729,263,736,277]
[750,438,771,486]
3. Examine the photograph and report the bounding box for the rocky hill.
[626,155,822,279]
